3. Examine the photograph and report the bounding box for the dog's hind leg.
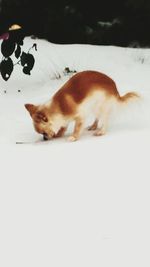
[94,101,112,136]
[88,119,99,131]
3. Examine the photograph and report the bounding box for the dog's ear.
[24,104,37,117]
[34,111,48,123]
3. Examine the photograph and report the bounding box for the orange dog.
[25,70,139,141]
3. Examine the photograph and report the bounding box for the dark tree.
[0,0,149,47]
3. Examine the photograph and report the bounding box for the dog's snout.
[43,131,55,141]
[43,133,48,141]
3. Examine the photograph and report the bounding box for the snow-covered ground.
[0,37,150,267]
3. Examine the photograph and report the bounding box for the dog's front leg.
[68,117,84,142]
[55,127,67,138]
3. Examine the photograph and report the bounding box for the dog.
[25,70,139,141]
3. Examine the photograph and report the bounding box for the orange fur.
[119,92,139,103]
[25,70,139,141]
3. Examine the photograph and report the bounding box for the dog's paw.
[88,125,97,131]
[94,129,106,136]
[67,135,78,142]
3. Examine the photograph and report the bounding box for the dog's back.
[54,70,119,103]
[52,70,120,116]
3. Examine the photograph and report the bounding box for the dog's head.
[25,104,56,140]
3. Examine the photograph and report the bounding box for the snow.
[0,37,150,267]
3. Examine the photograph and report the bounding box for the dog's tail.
[112,91,142,126]
[118,92,140,104]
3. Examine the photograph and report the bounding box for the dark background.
[0,0,149,47]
